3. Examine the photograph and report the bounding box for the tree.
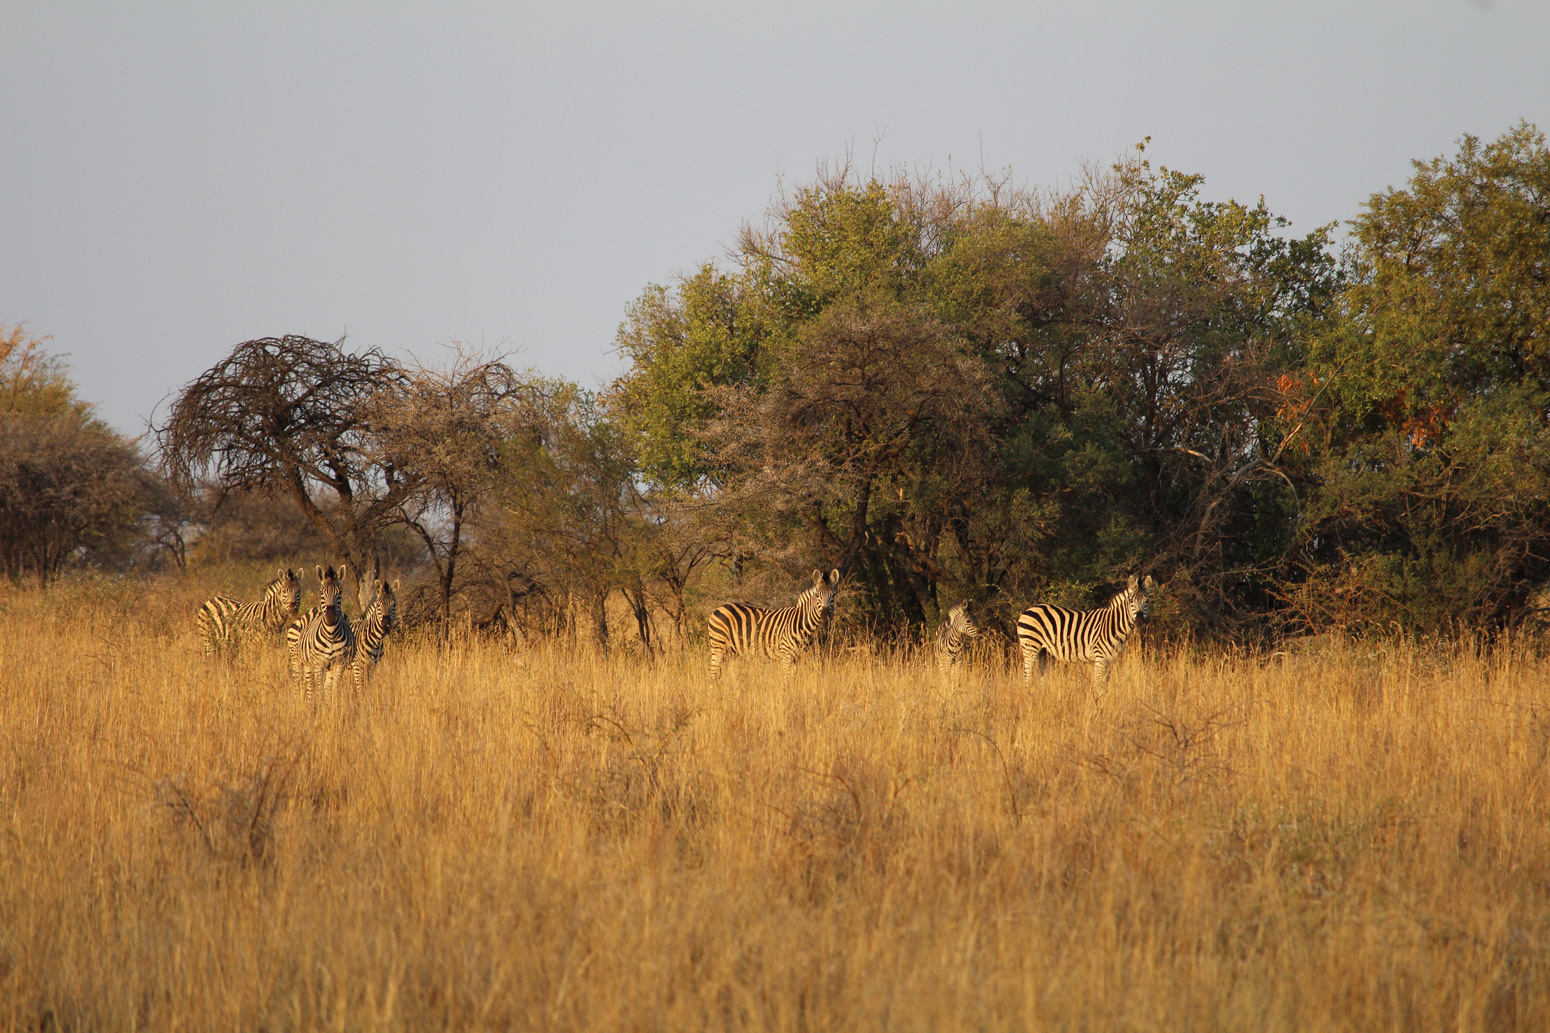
[702,294,997,630]
[159,335,415,607]
[368,352,530,619]
[0,325,150,585]
[1292,123,1550,630]
[489,386,661,652]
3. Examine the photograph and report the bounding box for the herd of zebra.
[196,563,1152,689]
[707,569,1154,684]
[195,564,399,699]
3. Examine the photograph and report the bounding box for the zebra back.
[933,600,980,675]
[196,568,301,655]
[1016,575,1152,683]
[708,567,840,679]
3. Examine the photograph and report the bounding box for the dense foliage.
[612,127,1550,639]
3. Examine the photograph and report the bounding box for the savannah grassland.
[2,573,1549,1032]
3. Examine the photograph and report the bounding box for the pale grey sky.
[3,1,1547,436]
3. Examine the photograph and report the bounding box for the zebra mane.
[1106,582,1139,610]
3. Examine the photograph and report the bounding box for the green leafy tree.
[1295,123,1550,630]
[612,157,1338,637]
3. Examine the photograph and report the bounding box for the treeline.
[615,123,1550,638]
[5,124,1548,643]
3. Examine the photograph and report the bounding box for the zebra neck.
[795,601,826,636]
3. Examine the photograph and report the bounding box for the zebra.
[349,577,399,693]
[285,564,357,702]
[933,600,980,676]
[195,568,301,656]
[1016,574,1153,684]
[707,568,841,680]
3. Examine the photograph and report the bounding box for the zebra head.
[315,565,344,615]
[1126,574,1154,624]
[278,568,302,616]
[947,601,979,638]
[374,578,400,633]
[807,568,841,621]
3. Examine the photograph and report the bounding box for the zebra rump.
[707,567,840,680]
[1016,574,1153,684]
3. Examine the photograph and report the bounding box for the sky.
[3,1,1547,437]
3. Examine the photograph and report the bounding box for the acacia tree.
[1057,157,1340,622]
[159,335,415,606]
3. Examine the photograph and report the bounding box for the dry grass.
[2,572,1549,1031]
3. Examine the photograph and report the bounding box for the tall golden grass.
[2,571,1548,1031]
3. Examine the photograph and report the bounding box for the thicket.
[11,125,1548,643]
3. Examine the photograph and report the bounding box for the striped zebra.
[933,600,980,676]
[1016,575,1153,684]
[195,568,301,656]
[285,564,357,702]
[707,568,840,680]
[349,577,399,693]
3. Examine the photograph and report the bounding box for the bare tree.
[159,336,415,607]
[368,352,531,619]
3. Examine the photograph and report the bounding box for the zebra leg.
[707,644,726,681]
[1092,657,1110,684]
[1020,642,1039,684]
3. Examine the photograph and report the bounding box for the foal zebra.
[1016,575,1153,684]
[195,568,301,656]
[707,568,841,680]
[933,601,980,676]
[349,577,399,693]
[285,564,357,702]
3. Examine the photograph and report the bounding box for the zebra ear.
[811,569,824,586]
[316,564,326,582]
[827,568,840,585]
[1144,575,1155,590]
[1128,574,1139,590]
[391,578,401,593]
